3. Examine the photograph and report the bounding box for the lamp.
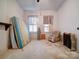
[36,0,41,16]
[37,0,40,3]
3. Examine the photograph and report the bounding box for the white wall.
[57,0,79,51]
[0,31,8,55]
[7,0,24,22]
[0,0,7,22]
[0,0,24,23]
[0,0,24,54]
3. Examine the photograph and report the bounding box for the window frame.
[28,15,38,32]
[43,24,49,32]
[43,16,53,32]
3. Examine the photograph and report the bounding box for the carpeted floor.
[0,40,79,59]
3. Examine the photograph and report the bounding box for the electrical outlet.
[77,27,79,30]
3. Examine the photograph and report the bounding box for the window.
[43,16,53,32]
[29,25,37,32]
[28,16,38,32]
[43,16,53,24]
[44,24,49,32]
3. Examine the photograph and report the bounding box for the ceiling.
[16,0,66,11]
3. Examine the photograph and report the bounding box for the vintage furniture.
[48,31,61,43]
[40,33,46,40]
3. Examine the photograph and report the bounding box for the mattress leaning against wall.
[10,24,18,49]
[17,17,30,46]
[10,16,30,49]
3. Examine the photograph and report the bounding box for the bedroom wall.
[25,10,59,40]
[0,0,7,23]
[57,0,79,51]
[0,0,24,54]
[0,0,24,23]
[7,0,24,22]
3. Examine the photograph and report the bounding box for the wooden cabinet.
[40,33,46,40]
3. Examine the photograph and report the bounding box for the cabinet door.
[40,33,46,40]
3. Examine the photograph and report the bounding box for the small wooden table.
[40,33,46,40]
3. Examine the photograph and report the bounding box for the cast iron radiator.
[63,33,77,51]
[63,33,71,49]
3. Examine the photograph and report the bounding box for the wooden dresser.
[40,33,46,40]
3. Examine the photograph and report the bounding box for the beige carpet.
[0,40,79,59]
